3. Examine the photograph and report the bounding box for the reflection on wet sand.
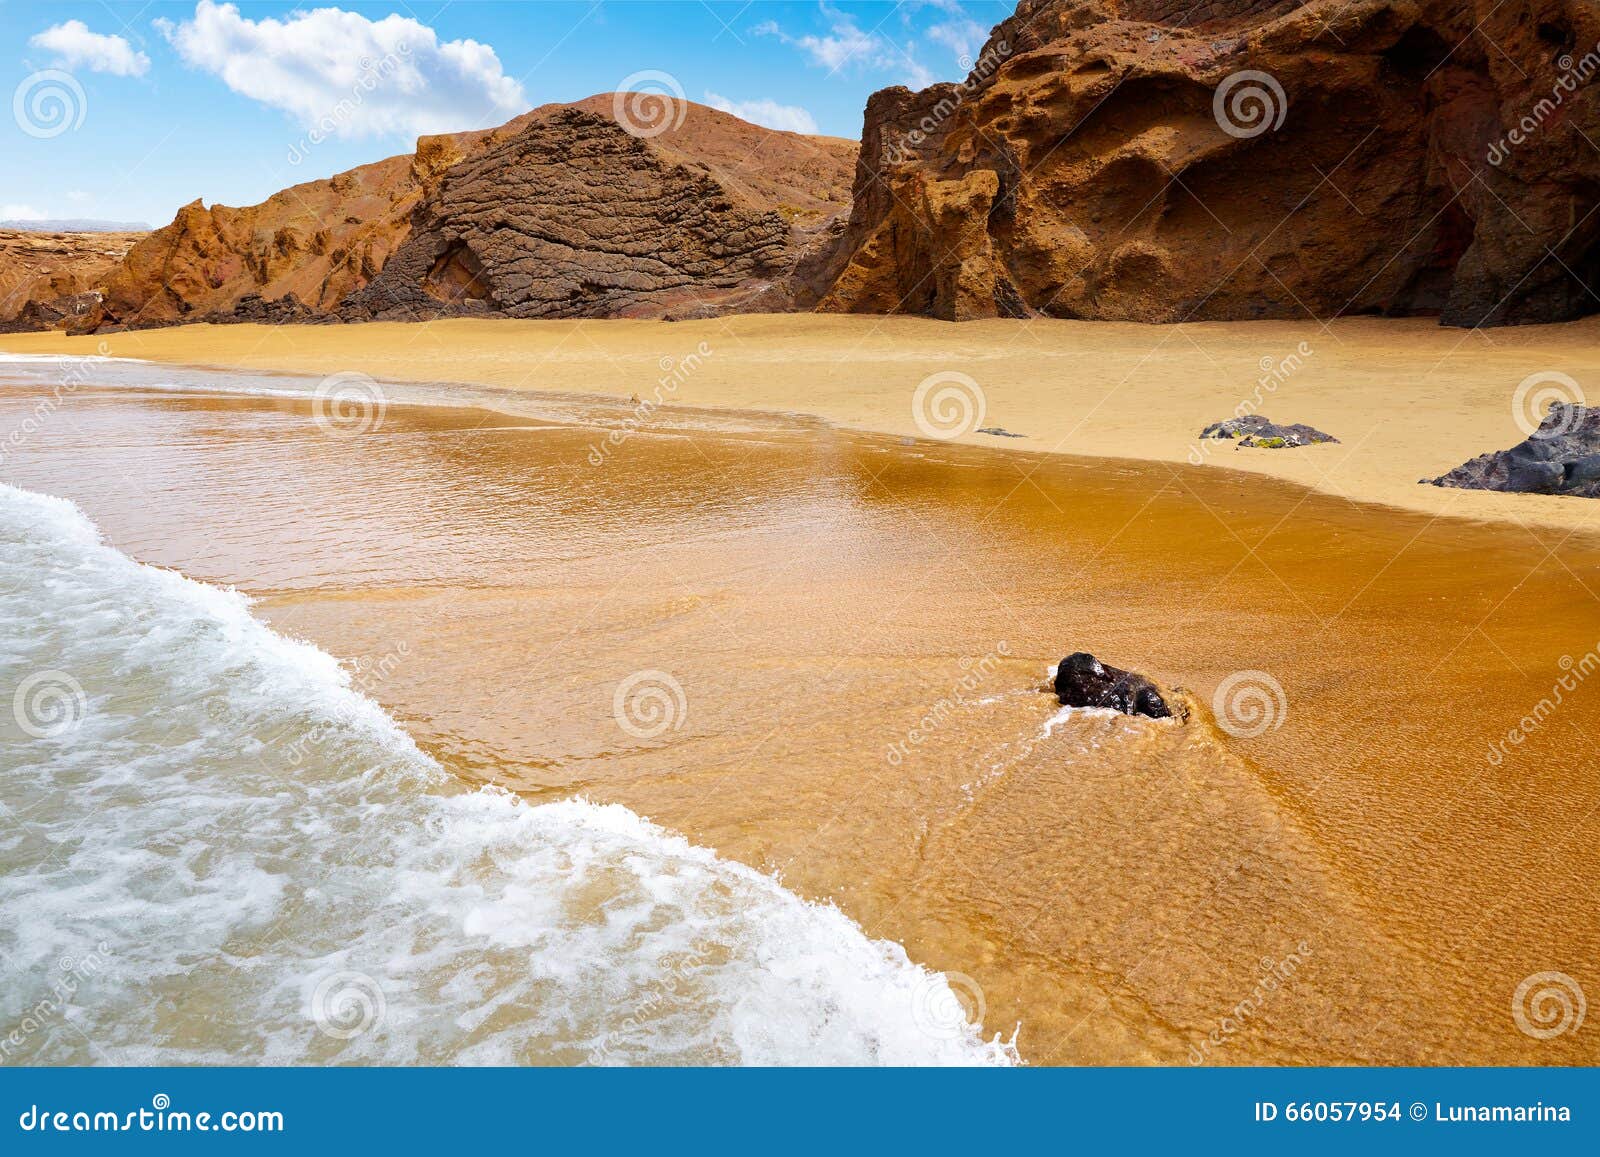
[3,379,1596,1065]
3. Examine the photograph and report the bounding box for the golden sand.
[3,368,1596,1066]
[8,313,1600,538]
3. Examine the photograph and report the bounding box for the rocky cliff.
[0,229,144,333]
[65,97,856,331]
[802,0,1600,326]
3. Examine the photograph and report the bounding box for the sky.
[0,0,1011,228]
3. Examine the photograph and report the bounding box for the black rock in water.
[1200,415,1338,449]
[1053,653,1172,720]
[1426,403,1600,498]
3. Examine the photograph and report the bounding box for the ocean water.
[0,482,1017,1066]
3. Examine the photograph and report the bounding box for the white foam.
[0,483,1018,1066]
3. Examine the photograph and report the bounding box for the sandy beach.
[8,314,1600,538]
[3,347,1597,1065]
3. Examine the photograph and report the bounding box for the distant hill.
[0,219,152,233]
[14,96,858,332]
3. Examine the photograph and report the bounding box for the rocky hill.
[799,0,1600,326]
[0,229,145,333]
[7,1,1599,332]
[65,97,857,331]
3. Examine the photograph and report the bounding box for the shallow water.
[1,356,1596,1065]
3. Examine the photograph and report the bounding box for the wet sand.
[7,314,1600,538]
[2,368,1596,1066]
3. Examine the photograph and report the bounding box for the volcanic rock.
[0,229,143,333]
[1201,415,1338,448]
[52,98,855,333]
[1427,403,1600,497]
[1053,652,1174,719]
[800,0,1600,327]
[344,109,795,321]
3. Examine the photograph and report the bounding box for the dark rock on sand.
[1201,415,1339,449]
[1053,653,1172,720]
[1427,403,1600,497]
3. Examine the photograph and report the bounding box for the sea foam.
[0,482,1016,1066]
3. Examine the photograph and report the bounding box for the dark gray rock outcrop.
[1053,653,1173,719]
[1201,415,1339,449]
[1427,403,1600,497]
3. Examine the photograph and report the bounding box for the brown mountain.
[0,229,144,333]
[10,2,1600,333]
[71,96,856,331]
[801,0,1600,326]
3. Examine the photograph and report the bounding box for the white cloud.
[927,18,987,65]
[703,92,819,135]
[66,191,93,205]
[30,20,151,77]
[1,205,46,220]
[754,5,933,89]
[154,0,529,139]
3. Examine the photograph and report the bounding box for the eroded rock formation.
[1428,403,1600,496]
[48,98,855,332]
[344,109,797,321]
[801,0,1600,326]
[0,229,144,333]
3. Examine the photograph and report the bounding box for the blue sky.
[1,0,1010,228]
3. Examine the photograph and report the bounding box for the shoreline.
[6,314,1600,537]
